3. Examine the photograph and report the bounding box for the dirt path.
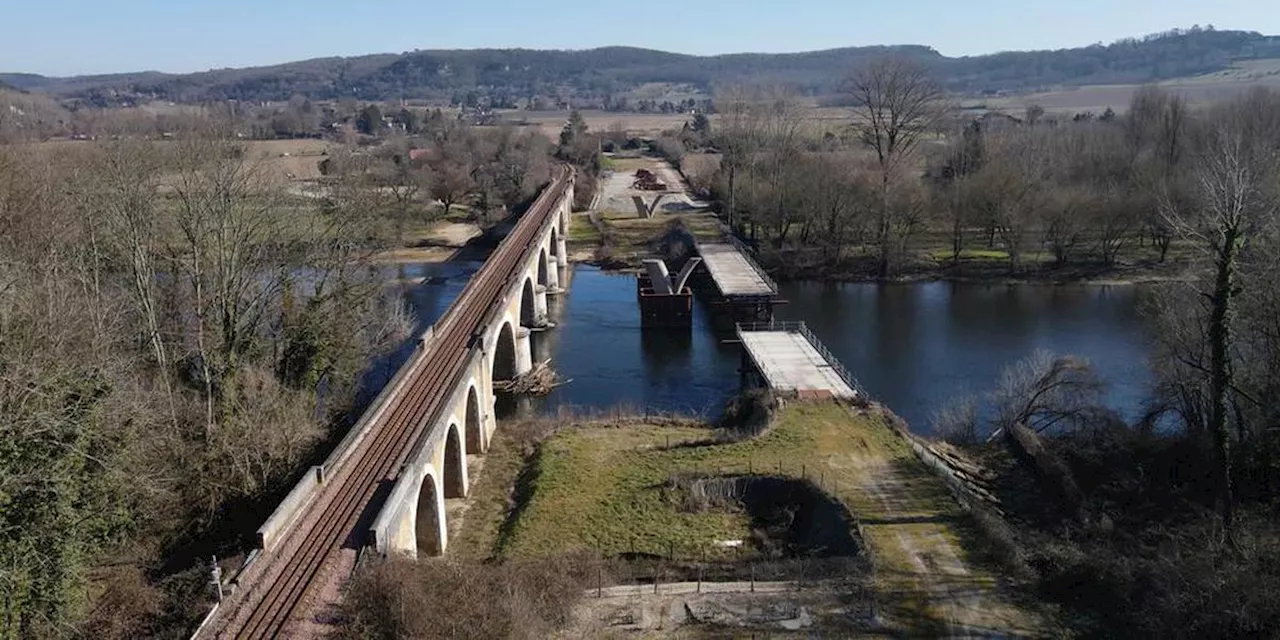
[823,408,1044,636]
[564,581,865,637]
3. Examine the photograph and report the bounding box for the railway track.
[207,167,572,638]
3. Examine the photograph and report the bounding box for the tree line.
[7,29,1277,107]
[691,64,1274,283]
[0,105,582,635]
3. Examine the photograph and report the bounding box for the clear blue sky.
[5,0,1279,76]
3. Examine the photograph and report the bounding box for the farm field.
[969,58,1280,115]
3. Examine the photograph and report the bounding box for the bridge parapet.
[254,334,430,552]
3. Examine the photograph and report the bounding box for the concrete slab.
[699,243,775,297]
[739,331,857,399]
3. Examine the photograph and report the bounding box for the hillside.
[3,27,1280,106]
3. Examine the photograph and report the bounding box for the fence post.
[698,549,704,593]
[750,563,755,593]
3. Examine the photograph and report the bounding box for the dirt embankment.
[376,220,484,263]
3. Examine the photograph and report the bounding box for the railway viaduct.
[201,168,575,638]
[367,194,568,559]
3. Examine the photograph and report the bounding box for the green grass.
[501,424,749,558]
[928,247,1012,261]
[447,423,540,562]
[566,212,600,245]
[495,402,1046,634]
[500,403,938,559]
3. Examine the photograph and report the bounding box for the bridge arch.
[537,248,549,288]
[415,470,444,556]
[519,276,537,327]
[550,226,560,258]
[464,385,483,454]
[492,321,517,381]
[444,423,466,498]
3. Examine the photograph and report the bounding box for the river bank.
[756,244,1197,286]
[576,156,1198,286]
[566,204,1196,287]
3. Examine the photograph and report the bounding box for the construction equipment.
[632,168,667,191]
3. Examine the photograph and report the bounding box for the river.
[368,263,1154,435]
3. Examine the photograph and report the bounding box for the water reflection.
[356,265,1154,436]
[776,281,1152,432]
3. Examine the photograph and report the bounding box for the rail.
[736,320,867,398]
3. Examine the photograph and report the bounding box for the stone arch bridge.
[201,167,575,638]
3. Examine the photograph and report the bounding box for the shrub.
[337,553,596,640]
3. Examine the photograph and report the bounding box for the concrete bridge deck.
[697,242,776,298]
[737,322,859,400]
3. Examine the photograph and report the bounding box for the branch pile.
[494,360,568,396]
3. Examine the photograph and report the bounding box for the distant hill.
[4,27,1279,106]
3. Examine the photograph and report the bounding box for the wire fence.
[586,550,874,612]
[576,456,878,624]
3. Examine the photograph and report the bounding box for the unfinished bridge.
[198,168,576,638]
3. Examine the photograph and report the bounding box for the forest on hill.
[3,27,1279,106]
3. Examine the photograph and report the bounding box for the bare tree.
[377,146,429,243]
[795,154,872,263]
[937,120,983,265]
[170,136,290,439]
[1042,187,1088,266]
[968,126,1051,271]
[849,56,948,277]
[1128,87,1190,261]
[1092,187,1139,266]
[81,140,184,428]
[1158,89,1280,535]
[715,86,766,236]
[986,350,1105,441]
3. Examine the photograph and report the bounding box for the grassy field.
[507,107,854,141]
[968,58,1280,116]
[453,401,1049,635]
[243,138,334,181]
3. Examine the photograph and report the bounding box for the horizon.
[4,0,1279,77]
